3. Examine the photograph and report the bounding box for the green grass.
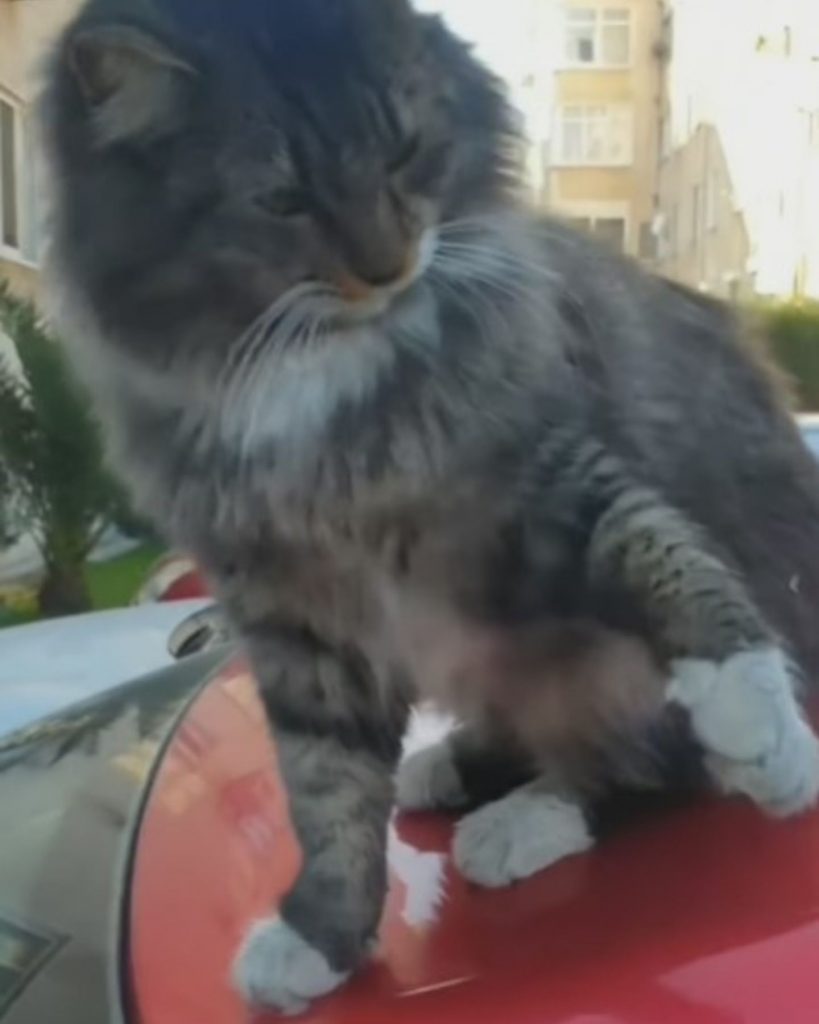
[0,541,165,629]
[0,605,38,630]
[85,541,164,610]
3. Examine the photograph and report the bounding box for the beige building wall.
[658,123,752,300]
[549,0,664,258]
[0,0,80,300]
[657,0,819,300]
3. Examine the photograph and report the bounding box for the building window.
[594,216,627,251]
[0,98,19,251]
[567,214,627,252]
[0,95,38,263]
[556,104,634,166]
[565,7,631,68]
[666,202,680,257]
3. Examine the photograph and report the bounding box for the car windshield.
[0,653,223,1022]
[802,425,819,459]
[0,602,213,737]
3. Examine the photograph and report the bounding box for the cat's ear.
[67,24,196,145]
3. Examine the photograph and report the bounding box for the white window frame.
[553,104,634,167]
[563,6,632,70]
[0,90,38,267]
[661,202,681,260]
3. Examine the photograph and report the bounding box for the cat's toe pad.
[453,791,593,888]
[233,917,348,1015]
[396,742,466,811]
[669,647,819,816]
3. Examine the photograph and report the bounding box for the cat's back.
[532,217,819,678]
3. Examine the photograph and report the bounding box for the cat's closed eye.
[387,133,422,175]
[253,188,310,219]
[404,140,454,193]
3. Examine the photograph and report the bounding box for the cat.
[42,0,819,1013]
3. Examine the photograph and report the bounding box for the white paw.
[453,790,593,888]
[669,647,819,816]
[233,917,349,1015]
[396,741,466,811]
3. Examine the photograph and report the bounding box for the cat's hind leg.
[585,469,819,817]
[397,720,590,888]
[397,718,535,813]
[668,647,819,816]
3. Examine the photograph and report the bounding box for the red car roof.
[128,661,819,1024]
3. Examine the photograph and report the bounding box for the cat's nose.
[333,196,417,293]
[336,242,421,303]
[345,244,416,291]
[357,263,408,288]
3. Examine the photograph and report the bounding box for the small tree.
[0,280,120,616]
[0,459,17,549]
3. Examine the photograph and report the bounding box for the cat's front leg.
[230,623,407,1014]
[586,472,819,816]
[397,719,535,812]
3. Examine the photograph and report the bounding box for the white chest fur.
[222,324,394,457]
[219,286,439,460]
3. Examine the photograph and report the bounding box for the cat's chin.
[332,230,437,329]
[334,279,424,330]
[336,292,393,325]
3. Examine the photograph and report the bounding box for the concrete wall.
[658,123,752,298]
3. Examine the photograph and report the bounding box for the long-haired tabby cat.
[43,0,819,1013]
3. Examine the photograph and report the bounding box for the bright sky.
[413,0,560,142]
[414,0,534,75]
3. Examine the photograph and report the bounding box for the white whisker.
[220,281,335,401]
[432,253,548,309]
[435,241,560,283]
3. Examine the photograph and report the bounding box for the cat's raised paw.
[233,916,349,1015]
[453,790,593,888]
[396,741,467,811]
[668,646,819,816]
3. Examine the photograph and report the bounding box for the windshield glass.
[0,653,222,1023]
[0,602,213,737]
[802,426,819,460]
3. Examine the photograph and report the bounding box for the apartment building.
[417,0,561,202]
[657,0,819,300]
[0,0,79,302]
[548,0,664,258]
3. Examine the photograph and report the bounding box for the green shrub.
[0,280,121,616]
[758,300,819,411]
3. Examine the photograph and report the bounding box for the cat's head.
[45,0,518,369]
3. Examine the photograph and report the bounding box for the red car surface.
[128,659,819,1024]
[135,553,209,604]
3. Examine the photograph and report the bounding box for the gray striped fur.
[42,0,819,989]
